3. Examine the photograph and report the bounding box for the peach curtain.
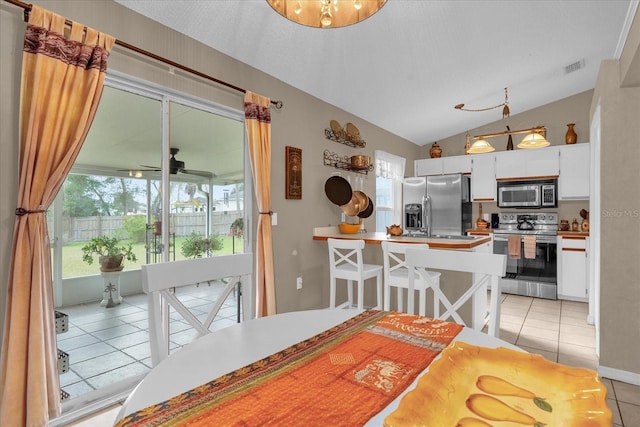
[0,6,114,426]
[244,92,276,317]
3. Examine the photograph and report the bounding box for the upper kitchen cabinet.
[558,143,590,200]
[415,156,471,176]
[495,147,559,179]
[470,154,496,201]
[415,158,443,176]
[443,156,472,174]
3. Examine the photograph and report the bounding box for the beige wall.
[427,90,594,159]
[591,50,640,377]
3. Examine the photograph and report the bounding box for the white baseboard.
[598,365,640,385]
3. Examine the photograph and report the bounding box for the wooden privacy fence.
[53,212,242,243]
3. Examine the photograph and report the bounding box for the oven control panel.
[497,212,558,234]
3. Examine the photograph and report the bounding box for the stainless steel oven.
[493,212,558,299]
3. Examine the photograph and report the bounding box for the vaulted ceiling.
[115,0,636,146]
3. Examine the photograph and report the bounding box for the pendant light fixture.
[470,126,550,152]
[517,131,551,149]
[468,138,495,154]
[455,87,510,119]
[266,0,387,28]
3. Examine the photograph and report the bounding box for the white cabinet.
[415,156,472,176]
[495,147,559,179]
[470,154,496,201]
[558,143,590,199]
[467,231,493,253]
[443,156,472,174]
[557,236,589,301]
[415,158,443,176]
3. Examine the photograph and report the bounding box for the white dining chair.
[143,253,253,366]
[381,241,441,317]
[405,247,507,337]
[327,238,382,310]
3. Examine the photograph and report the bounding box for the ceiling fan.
[129,147,215,179]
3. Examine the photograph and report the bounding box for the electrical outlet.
[296,276,303,290]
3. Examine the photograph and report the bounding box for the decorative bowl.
[386,224,403,236]
[339,222,362,234]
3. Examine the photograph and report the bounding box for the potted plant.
[181,231,224,258]
[230,217,244,237]
[81,235,138,272]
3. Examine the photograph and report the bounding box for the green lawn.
[61,236,245,278]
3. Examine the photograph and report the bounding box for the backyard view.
[61,234,244,277]
[56,173,244,278]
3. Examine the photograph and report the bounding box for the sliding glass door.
[50,74,249,417]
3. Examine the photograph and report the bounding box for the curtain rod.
[4,0,284,109]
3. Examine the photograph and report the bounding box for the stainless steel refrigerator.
[402,174,471,236]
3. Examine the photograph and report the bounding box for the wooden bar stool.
[327,238,382,310]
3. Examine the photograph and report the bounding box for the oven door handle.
[494,234,557,244]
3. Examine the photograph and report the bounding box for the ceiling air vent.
[565,59,585,74]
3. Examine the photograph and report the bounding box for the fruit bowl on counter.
[339,221,362,234]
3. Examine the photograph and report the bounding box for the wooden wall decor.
[285,146,302,199]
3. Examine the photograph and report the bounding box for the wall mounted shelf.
[323,150,373,174]
[325,128,366,148]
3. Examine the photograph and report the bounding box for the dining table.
[115,309,522,426]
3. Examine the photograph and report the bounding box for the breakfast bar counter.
[313,226,499,334]
[312,227,492,249]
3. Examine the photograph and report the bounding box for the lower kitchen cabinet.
[557,235,589,301]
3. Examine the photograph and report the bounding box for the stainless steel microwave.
[497,179,557,208]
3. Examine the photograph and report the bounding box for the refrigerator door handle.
[423,195,431,237]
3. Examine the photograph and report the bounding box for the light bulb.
[354,0,362,10]
[320,10,332,26]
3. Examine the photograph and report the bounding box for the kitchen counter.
[557,231,589,237]
[313,227,492,249]
[465,228,493,235]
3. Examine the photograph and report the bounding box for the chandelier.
[266,0,387,28]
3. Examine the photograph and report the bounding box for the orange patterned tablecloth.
[116,310,463,427]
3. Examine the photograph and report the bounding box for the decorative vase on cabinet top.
[565,123,577,144]
[430,141,442,158]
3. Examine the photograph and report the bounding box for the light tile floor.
[61,293,640,426]
[485,294,639,427]
[57,281,240,399]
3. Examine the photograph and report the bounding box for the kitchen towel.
[524,235,537,259]
[508,235,521,259]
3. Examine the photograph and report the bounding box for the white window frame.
[374,150,405,232]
